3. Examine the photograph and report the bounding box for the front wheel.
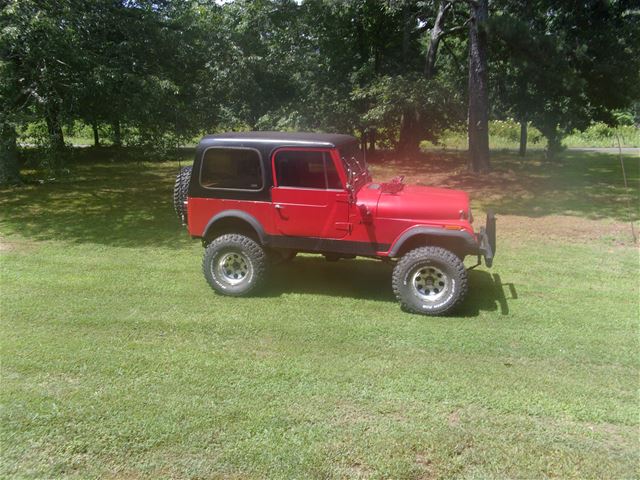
[203,234,268,296]
[392,246,468,315]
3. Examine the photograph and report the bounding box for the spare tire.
[173,166,192,224]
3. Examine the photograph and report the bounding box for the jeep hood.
[375,184,470,221]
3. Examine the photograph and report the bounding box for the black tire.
[202,234,268,296]
[173,166,192,224]
[392,246,468,316]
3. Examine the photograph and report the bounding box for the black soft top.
[200,131,357,148]
[190,131,358,201]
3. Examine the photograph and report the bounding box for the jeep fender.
[388,226,478,258]
[202,210,267,244]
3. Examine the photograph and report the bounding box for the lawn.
[1,149,638,479]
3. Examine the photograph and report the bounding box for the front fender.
[388,226,479,258]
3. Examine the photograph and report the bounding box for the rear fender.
[202,210,266,244]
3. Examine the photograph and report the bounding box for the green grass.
[1,150,639,479]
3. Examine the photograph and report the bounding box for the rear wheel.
[392,246,468,315]
[203,234,268,296]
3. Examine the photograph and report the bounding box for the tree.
[3,0,85,155]
[0,58,21,185]
[467,0,490,172]
[490,0,640,158]
[1,3,28,184]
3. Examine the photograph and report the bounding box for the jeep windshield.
[339,142,369,190]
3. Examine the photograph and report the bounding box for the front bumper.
[477,210,497,267]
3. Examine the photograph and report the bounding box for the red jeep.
[174,132,495,315]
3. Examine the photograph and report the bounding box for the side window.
[274,150,343,189]
[200,148,262,190]
[325,156,342,189]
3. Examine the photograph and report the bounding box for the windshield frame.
[338,141,370,191]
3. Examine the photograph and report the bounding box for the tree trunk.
[541,124,563,160]
[424,1,452,78]
[0,122,21,186]
[368,128,376,154]
[397,109,422,157]
[467,0,490,173]
[360,129,367,153]
[113,119,122,147]
[519,120,527,156]
[402,2,411,67]
[92,120,100,147]
[44,106,65,152]
[398,0,452,158]
[397,3,421,158]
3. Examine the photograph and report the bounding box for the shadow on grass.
[1,155,194,249]
[371,149,639,222]
[2,148,635,251]
[458,272,517,317]
[262,257,516,317]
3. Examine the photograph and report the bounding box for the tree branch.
[424,1,454,78]
[440,19,470,38]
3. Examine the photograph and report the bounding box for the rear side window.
[274,150,342,189]
[200,148,263,190]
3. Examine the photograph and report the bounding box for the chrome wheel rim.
[411,265,450,302]
[217,252,251,286]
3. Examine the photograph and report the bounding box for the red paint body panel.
[187,198,274,237]
[271,188,350,238]
[269,147,351,239]
[186,145,477,257]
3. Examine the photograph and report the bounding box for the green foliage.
[354,74,466,145]
[2,0,639,180]
[424,120,639,150]
[490,0,640,156]
[564,123,640,148]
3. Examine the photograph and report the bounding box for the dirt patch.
[0,238,41,254]
[369,153,541,200]
[447,409,461,427]
[0,237,37,253]
[415,453,437,480]
[0,238,16,252]
[496,214,638,246]
[343,461,373,479]
[368,152,638,247]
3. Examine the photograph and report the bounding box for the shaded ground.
[1,148,637,249]
[370,149,639,234]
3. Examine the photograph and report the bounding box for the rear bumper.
[477,210,496,267]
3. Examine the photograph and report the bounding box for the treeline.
[1,0,639,184]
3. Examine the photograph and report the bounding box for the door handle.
[274,203,288,219]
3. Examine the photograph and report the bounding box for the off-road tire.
[173,166,192,224]
[203,234,268,296]
[392,246,468,316]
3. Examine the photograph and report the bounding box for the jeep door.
[271,148,350,239]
